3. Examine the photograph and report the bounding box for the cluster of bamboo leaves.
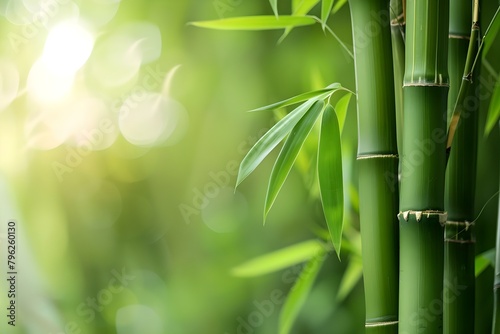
[192,0,500,333]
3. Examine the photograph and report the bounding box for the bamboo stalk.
[443,0,479,332]
[390,0,405,155]
[398,0,450,333]
[348,1,399,332]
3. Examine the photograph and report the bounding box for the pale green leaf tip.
[332,242,341,260]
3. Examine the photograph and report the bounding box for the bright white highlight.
[42,21,94,75]
[27,59,74,103]
[119,93,188,147]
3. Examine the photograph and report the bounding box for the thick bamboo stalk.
[348,0,399,332]
[443,0,478,332]
[399,0,450,333]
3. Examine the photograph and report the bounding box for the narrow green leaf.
[279,0,320,43]
[334,92,351,133]
[250,86,338,112]
[279,252,326,334]
[264,100,325,220]
[190,16,316,31]
[236,99,316,187]
[483,6,500,57]
[231,240,327,277]
[475,248,496,277]
[336,256,362,302]
[485,79,500,135]
[321,0,334,30]
[270,0,278,17]
[318,105,344,256]
[332,0,347,13]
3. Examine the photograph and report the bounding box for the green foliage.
[476,248,496,277]
[249,85,339,112]
[332,0,347,14]
[236,84,350,258]
[336,255,362,302]
[279,251,326,334]
[236,99,316,187]
[483,6,500,57]
[318,105,344,256]
[231,240,329,277]
[485,79,500,135]
[265,100,325,220]
[189,15,316,30]
[333,92,351,133]
[321,0,334,30]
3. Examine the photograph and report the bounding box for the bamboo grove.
[193,0,500,333]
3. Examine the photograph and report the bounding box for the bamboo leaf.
[475,248,496,277]
[318,105,343,256]
[231,240,327,277]
[250,85,339,112]
[279,0,320,43]
[236,99,316,187]
[321,0,334,30]
[292,0,302,12]
[334,92,351,133]
[485,79,500,135]
[264,100,325,220]
[332,0,347,13]
[189,15,316,30]
[483,6,500,57]
[270,0,278,17]
[279,252,326,334]
[294,0,320,14]
[336,256,362,302]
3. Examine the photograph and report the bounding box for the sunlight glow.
[119,93,188,147]
[0,60,20,111]
[27,59,74,103]
[42,21,94,75]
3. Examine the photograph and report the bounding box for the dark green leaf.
[318,105,344,256]
[190,16,316,30]
[321,0,334,30]
[236,99,316,187]
[485,79,500,135]
[231,240,327,277]
[264,100,325,220]
[279,252,326,334]
[250,86,338,112]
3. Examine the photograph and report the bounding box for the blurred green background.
[0,0,498,333]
